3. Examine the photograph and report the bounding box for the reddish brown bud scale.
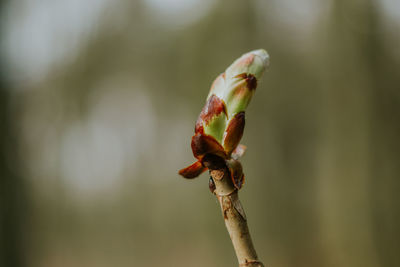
[179,160,206,179]
[226,159,245,189]
[223,112,245,156]
[191,133,227,160]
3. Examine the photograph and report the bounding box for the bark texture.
[210,169,264,267]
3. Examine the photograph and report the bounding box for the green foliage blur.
[1,0,399,266]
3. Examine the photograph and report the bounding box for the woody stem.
[210,169,264,267]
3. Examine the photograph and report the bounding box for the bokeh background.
[1,0,399,266]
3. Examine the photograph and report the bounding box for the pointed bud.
[200,49,269,156]
[179,49,269,180]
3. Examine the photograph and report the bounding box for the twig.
[210,169,264,267]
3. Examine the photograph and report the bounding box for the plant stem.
[210,169,264,267]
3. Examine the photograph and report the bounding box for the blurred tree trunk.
[317,0,399,266]
[365,1,400,266]
[0,1,27,266]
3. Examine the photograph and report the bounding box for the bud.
[179,49,269,180]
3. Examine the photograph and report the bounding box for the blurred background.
[1,0,399,266]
